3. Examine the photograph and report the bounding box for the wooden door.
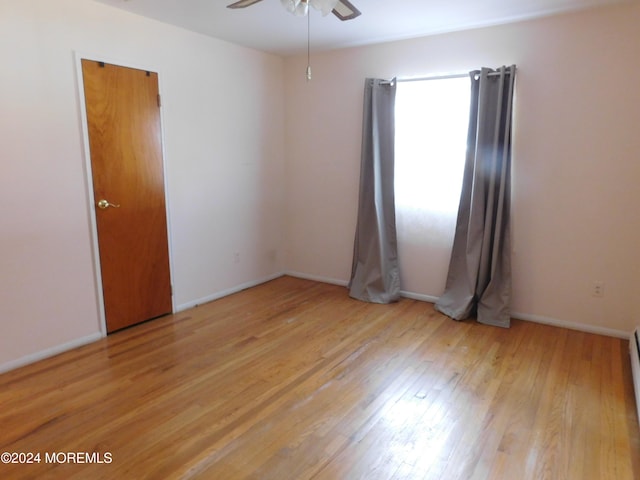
[82,59,172,333]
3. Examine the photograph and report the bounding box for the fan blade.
[332,0,361,20]
[227,0,264,9]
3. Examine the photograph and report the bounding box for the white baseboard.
[284,273,439,303]
[285,272,630,339]
[1,274,286,375]
[400,290,439,303]
[510,311,628,339]
[0,332,104,375]
[284,270,349,287]
[2,274,630,375]
[402,289,629,339]
[175,272,286,312]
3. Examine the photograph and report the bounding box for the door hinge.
[157,94,162,108]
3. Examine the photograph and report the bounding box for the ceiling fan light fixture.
[309,0,340,16]
[229,0,361,21]
[280,0,300,14]
[293,1,309,16]
[280,0,308,16]
[281,0,339,17]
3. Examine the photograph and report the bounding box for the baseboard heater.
[631,327,640,427]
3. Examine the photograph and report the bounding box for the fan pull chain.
[306,8,312,81]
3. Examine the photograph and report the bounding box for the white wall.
[283,3,640,335]
[0,0,285,371]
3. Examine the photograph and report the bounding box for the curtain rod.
[397,73,467,83]
[379,74,463,85]
[380,67,516,85]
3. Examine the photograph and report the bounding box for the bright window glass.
[394,77,470,295]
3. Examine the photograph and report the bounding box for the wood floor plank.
[0,276,638,479]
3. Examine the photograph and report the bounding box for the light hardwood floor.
[1,276,638,479]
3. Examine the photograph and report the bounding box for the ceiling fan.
[227,0,361,21]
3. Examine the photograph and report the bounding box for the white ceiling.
[93,0,627,55]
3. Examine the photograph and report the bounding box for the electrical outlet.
[592,280,604,298]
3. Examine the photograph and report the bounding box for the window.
[394,76,470,296]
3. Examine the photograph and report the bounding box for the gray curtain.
[435,66,516,327]
[348,78,400,303]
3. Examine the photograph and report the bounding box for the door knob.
[97,199,120,209]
